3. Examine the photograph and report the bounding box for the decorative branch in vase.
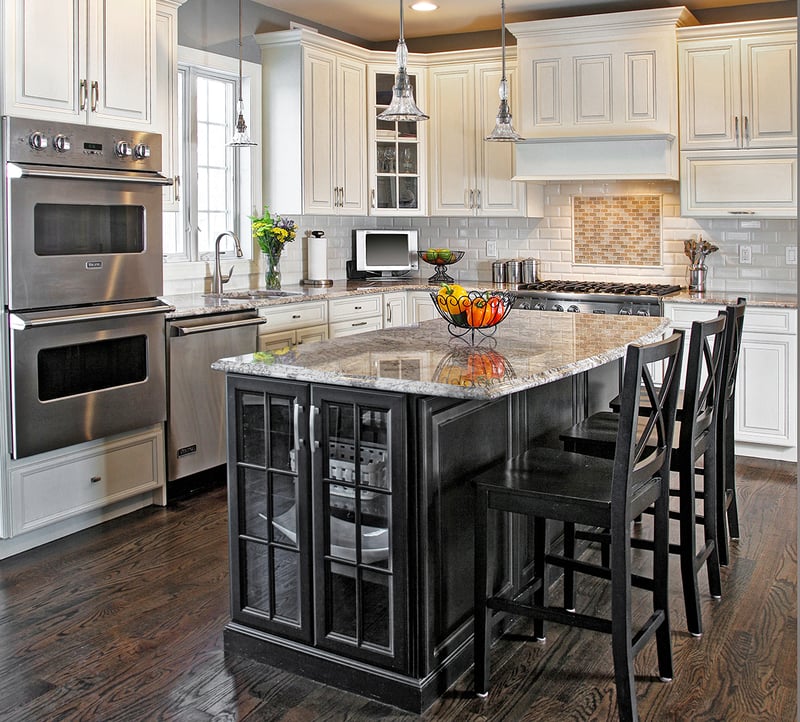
[250,206,297,289]
[683,234,718,292]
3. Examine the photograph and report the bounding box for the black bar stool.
[560,313,728,637]
[473,332,684,722]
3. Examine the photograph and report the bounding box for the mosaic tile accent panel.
[572,195,662,266]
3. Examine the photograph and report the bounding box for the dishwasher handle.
[173,317,265,336]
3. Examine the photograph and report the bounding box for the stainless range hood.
[513,132,679,182]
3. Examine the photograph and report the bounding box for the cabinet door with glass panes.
[227,376,314,643]
[310,385,409,672]
[368,66,427,216]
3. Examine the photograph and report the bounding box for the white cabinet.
[664,301,797,462]
[257,300,328,352]
[383,292,408,328]
[428,54,525,217]
[155,0,185,210]
[257,29,367,216]
[509,8,696,181]
[407,290,439,324]
[2,0,156,128]
[328,294,383,337]
[678,20,797,151]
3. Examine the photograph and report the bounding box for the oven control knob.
[53,134,71,153]
[28,131,48,151]
[618,308,631,316]
[636,309,650,316]
[552,304,564,312]
[133,143,151,160]
[567,305,580,313]
[115,140,132,158]
[533,302,546,311]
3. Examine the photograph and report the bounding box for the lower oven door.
[8,300,169,459]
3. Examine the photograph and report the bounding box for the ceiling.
[251,0,785,42]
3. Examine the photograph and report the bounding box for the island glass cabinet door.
[227,377,314,643]
[310,386,409,672]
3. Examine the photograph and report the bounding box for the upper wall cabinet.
[428,51,525,217]
[678,19,797,151]
[508,8,698,181]
[257,30,368,216]
[2,0,156,129]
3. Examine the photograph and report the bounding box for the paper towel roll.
[308,234,328,281]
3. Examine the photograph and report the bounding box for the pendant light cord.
[238,0,244,104]
[500,0,507,83]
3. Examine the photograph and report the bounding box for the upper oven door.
[5,163,169,310]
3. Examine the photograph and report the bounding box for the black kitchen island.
[212,310,669,713]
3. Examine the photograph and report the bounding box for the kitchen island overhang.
[214,311,670,713]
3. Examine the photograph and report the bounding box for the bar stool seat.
[473,332,684,722]
[560,313,728,637]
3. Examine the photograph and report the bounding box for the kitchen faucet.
[212,230,244,295]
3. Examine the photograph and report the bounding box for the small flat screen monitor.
[354,229,418,278]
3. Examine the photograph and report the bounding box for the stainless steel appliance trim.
[172,316,265,336]
[9,300,173,329]
[7,162,172,186]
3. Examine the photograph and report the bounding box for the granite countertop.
[211,311,670,400]
[163,282,796,319]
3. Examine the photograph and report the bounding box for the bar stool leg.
[703,442,722,600]
[610,527,637,722]
[474,487,491,697]
[678,462,703,637]
[652,489,674,682]
[563,521,576,612]
[533,516,547,641]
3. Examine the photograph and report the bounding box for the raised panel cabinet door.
[88,0,155,126]
[740,34,797,148]
[303,48,336,212]
[258,329,296,353]
[679,39,740,149]
[295,324,328,346]
[408,291,438,323]
[383,292,407,328]
[336,57,368,215]
[155,1,180,209]
[429,64,476,215]
[735,334,793,446]
[476,63,525,217]
[573,54,611,125]
[3,0,84,120]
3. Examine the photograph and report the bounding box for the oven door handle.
[7,162,173,186]
[172,317,266,336]
[9,302,173,330]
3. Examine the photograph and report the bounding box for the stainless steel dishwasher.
[167,311,264,483]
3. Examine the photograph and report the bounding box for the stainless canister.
[505,259,523,285]
[491,260,507,284]
[522,258,540,283]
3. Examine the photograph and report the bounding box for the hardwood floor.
[0,457,795,721]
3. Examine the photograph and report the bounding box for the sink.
[206,289,304,299]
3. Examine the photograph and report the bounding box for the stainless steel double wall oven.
[2,117,172,458]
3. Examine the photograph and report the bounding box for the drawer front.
[329,317,383,338]
[328,294,383,322]
[667,303,796,334]
[258,301,327,333]
[11,427,164,534]
[666,303,723,328]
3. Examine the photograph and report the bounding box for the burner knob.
[115,140,132,158]
[636,309,650,316]
[567,305,580,313]
[533,302,546,311]
[53,134,71,152]
[28,131,48,150]
[133,143,151,159]
[552,304,564,312]
[618,308,631,316]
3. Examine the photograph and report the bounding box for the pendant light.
[485,0,523,141]
[229,0,257,147]
[377,0,429,122]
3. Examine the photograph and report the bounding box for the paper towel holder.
[302,230,334,287]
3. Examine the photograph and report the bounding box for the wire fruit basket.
[417,249,465,283]
[430,289,516,340]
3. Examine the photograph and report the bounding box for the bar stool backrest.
[613,331,684,520]
[721,300,747,412]
[679,314,728,453]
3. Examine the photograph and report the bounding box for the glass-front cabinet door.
[310,386,408,671]
[228,377,313,643]
[368,66,427,216]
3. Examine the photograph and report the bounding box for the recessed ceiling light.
[410,2,438,11]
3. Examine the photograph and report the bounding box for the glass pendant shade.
[228,0,257,147]
[377,2,429,122]
[485,0,523,142]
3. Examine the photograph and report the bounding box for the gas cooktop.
[518,280,682,297]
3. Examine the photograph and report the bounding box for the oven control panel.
[3,116,162,172]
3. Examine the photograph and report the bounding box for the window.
[164,50,260,264]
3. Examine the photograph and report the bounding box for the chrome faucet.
[212,230,244,295]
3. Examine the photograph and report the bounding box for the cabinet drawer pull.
[734,115,739,143]
[293,403,304,450]
[79,79,88,110]
[354,305,362,310]
[352,321,368,327]
[309,405,320,451]
[292,314,301,319]
[743,115,749,144]
[174,175,181,202]
[90,80,99,112]
[90,476,101,483]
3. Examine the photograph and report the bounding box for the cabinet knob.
[90,476,101,483]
